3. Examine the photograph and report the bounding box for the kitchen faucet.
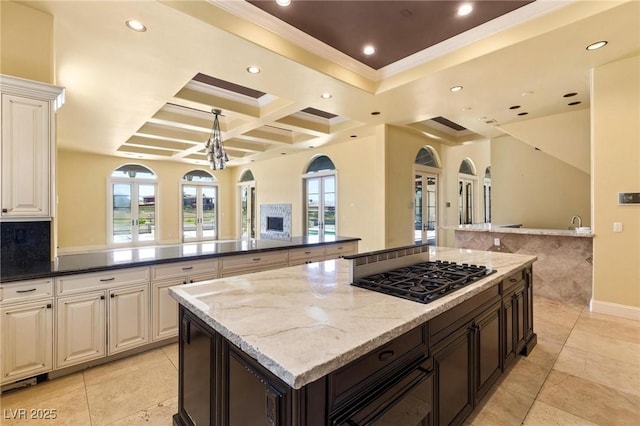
[570,215,582,228]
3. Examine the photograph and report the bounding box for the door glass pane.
[414,175,423,243]
[182,186,197,240]
[113,183,132,243]
[240,186,249,238]
[322,176,336,237]
[426,176,437,245]
[201,186,216,239]
[250,187,256,238]
[306,178,320,236]
[138,184,155,242]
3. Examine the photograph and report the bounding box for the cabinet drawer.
[56,267,150,296]
[325,242,357,258]
[330,325,428,408]
[152,259,219,281]
[0,279,53,305]
[289,246,326,262]
[220,251,289,273]
[502,270,525,294]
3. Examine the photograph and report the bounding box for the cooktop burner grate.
[352,260,495,304]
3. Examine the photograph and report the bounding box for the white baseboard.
[590,299,640,322]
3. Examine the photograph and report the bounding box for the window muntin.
[110,164,157,245]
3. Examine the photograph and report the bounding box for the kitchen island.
[170,246,537,425]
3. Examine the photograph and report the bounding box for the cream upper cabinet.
[0,75,64,219]
[0,279,54,385]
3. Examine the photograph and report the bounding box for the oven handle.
[331,358,433,426]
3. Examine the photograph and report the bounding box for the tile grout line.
[519,304,586,425]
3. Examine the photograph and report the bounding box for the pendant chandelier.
[205,108,228,170]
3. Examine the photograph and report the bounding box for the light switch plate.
[613,222,623,233]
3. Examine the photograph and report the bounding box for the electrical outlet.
[613,222,623,233]
[494,238,500,246]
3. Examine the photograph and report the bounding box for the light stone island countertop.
[446,223,593,238]
[169,246,536,389]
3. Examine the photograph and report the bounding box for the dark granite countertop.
[0,236,360,283]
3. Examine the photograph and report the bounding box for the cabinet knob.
[46,303,52,309]
[378,350,395,361]
[1,208,7,213]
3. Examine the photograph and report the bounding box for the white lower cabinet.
[108,284,149,355]
[0,299,53,384]
[151,271,218,341]
[56,292,106,368]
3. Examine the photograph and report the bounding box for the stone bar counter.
[450,224,593,305]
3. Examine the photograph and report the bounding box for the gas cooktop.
[351,260,495,304]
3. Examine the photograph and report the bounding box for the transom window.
[109,164,157,245]
[415,146,440,168]
[181,170,218,242]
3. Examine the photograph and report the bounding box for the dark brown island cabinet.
[173,267,536,426]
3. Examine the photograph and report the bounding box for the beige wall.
[491,135,591,230]
[592,55,640,310]
[385,125,445,248]
[0,1,54,83]
[229,133,386,253]
[440,140,491,247]
[57,150,235,252]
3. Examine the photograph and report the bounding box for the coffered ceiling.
[22,0,640,168]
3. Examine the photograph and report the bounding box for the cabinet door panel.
[1,300,53,383]
[152,279,182,341]
[433,326,472,426]
[1,95,50,217]
[475,305,502,403]
[56,292,106,368]
[108,285,149,354]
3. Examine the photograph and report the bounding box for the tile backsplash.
[1,221,51,266]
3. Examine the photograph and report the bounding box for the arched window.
[414,146,440,168]
[303,155,337,237]
[109,164,157,245]
[458,159,477,225]
[238,169,256,238]
[181,170,218,242]
[240,169,255,182]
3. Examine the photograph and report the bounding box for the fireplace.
[266,216,284,232]
[260,204,291,240]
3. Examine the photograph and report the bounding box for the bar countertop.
[0,236,360,283]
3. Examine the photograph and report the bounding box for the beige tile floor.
[1,296,638,425]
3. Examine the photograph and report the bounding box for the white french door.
[414,171,438,245]
[112,182,156,244]
[239,183,256,239]
[182,185,217,241]
[458,176,475,225]
[305,174,336,237]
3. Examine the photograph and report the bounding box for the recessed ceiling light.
[457,4,473,16]
[246,66,261,74]
[371,111,381,115]
[280,152,286,155]
[563,92,578,98]
[518,112,529,116]
[568,101,582,106]
[276,0,291,6]
[363,45,376,55]
[350,135,357,138]
[125,20,146,32]
[509,105,521,110]
[450,85,463,92]
[320,92,332,99]
[586,40,607,51]
[309,145,315,149]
